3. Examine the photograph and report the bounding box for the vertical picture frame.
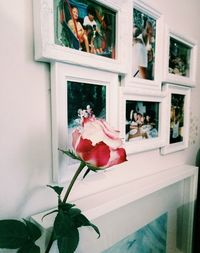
[161,83,191,155]
[126,0,164,89]
[51,62,119,183]
[119,87,165,154]
[163,27,197,87]
[33,0,127,74]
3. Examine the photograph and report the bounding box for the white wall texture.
[0,0,200,219]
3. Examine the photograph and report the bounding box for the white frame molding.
[32,164,198,253]
[33,0,127,74]
[161,83,191,155]
[125,0,164,89]
[163,26,198,87]
[119,87,165,155]
[51,62,119,183]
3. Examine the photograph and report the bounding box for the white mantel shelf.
[32,164,198,228]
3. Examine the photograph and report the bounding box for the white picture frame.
[119,87,165,155]
[161,83,191,155]
[33,0,127,74]
[51,62,119,183]
[163,26,198,87]
[125,0,164,89]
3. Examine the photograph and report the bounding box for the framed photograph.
[163,27,197,86]
[161,83,191,155]
[51,62,119,183]
[119,87,165,154]
[33,0,126,74]
[127,0,164,89]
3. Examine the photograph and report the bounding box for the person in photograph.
[170,107,183,143]
[130,110,138,126]
[83,5,103,54]
[146,115,158,138]
[132,18,154,79]
[67,6,90,52]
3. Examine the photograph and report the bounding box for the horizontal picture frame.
[163,27,198,87]
[161,83,191,155]
[33,0,127,74]
[119,87,165,154]
[126,0,164,89]
[50,62,119,183]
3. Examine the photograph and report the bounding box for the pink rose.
[72,117,127,169]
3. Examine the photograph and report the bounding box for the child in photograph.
[83,5,103,54]
[67,6,89,52]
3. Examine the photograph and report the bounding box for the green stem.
[45,230,54,253]
[62,161,85,203]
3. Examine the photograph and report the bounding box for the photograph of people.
[169,37,191,77]
[126,101,159,142]
[169,94,185,144]
[132,8,156,80]
[55,0,116,59]
[67,6,90,52]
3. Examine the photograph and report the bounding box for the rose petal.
[80,141,110,168]
[98,119,120,140]
[75,137,94,154]
[72,129,81,150]
[107,148,127,167]
[82,119,122,149]
[71,117,127,169]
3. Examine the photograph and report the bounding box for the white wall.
[0,0,200,219]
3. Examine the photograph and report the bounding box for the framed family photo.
[163,27,197,86]
[50,62,119,183]
[33,0,126,73]
[161,83,191,155]
[128,0,164,89]
[119,87,165,154]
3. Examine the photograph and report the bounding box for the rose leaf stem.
[44,230,54,253]
[62,161,86,204]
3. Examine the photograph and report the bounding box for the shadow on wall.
[193,149,200,253]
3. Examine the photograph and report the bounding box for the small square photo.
[169,37,191,77]
[126,100,159,142]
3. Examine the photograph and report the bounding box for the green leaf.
[41,210,58,221]
[59,202,75,212]
[82,168,91,179]
[53,211,73,238]
[0,219,29,249]
[87,164,102,172]
[58,149,81,161]
[82,164,102,179]
[53,209,80,253]
[24,220,41,242]
[47,185,64,196]
[57,228,79,253]
[69,207,81,218]
[17,241,40,253]
[73,214,100,238]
